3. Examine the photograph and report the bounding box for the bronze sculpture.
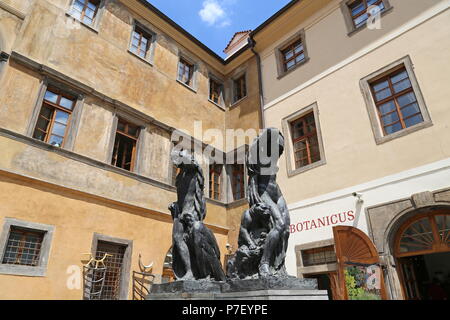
[229,128,290,279]
[169,149,225,281]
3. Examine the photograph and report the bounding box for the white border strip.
[287,158,450,211]
[264,0,450,111]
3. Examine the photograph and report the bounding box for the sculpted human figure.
[230,128,290,279]
[169,149,225,281]
[250,128,290,277]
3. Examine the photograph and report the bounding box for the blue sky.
[147,0,292,58]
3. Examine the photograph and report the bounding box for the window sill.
[65,12,99,33]
[208,99,226,111]
[230,95,248,109]
[277,57,310,80]
[127,49,154,67]
[176,79,197,93]
[375,120,433,145]
[0,264,46,277]
[347,6,394,37]
[287,159,326,178]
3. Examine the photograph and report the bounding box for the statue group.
[169,128,290,281]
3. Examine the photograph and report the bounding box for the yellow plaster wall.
[0,62,41,134]
[0,172,228,300]
[12,0,227,145]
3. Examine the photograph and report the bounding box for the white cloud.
[199,0,231,27]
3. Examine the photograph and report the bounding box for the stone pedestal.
[147,278,329,300]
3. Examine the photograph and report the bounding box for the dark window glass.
[178,59,194,86]
[302,246,337,267]
[370,66,423,136]
[111,119,140,172]
[233,75,246,102]
[33,88,75,147]
[290,112,321,169]
[209,164,222,200]
[2,227,44,267]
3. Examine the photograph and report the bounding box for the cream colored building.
[1,0,449,301]
[252,0,450,300]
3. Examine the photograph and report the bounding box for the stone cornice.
[8,51,241,155]
[0,1,26,20]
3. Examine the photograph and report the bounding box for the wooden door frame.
[393,210,450,300]
[333,226,388,300]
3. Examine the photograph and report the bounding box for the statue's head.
[247,128,284,175]
[171,149,198,169]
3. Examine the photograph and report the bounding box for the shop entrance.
[394,210,450,300]
[304,272,339,300]
[398,252,450,300]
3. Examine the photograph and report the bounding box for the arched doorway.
[394,209,450,300]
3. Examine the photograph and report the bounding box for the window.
[282,103,326,176]
[360,56,431,144]
[94,241,126,300]
[341,0,392,35]
[349,0,385,28]
[302,246,337,267]
[395,212,450,258]
[0,219,54,277]
[32,88,75,148]
[233,74,247,103]
[87,234,132,300]
[275,29,309,78]
[178,58,194,87]
[2,227,44,267]
[209,164,222,200]
[111,119,140,172]
[291,112,321,169]
[130,25,152,60]
[231,164,245,200]
[370,67,424,136]
[281,39,306,72]
[209,78,224,105]
[70,0,101,26]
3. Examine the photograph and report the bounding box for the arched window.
[395,210,450,258]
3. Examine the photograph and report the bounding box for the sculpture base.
[147,277,328,300]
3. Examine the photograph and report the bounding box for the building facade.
[255,0,450,300]
[0,0,449,300]
[0,0,261,299]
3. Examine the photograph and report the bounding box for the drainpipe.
[248,36,265,129]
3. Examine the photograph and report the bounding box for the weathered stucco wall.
[0,0,260,300]
[225,57,262,150]
[0,172,229,300]
[0,62,42,134]
[12,0,227,144]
